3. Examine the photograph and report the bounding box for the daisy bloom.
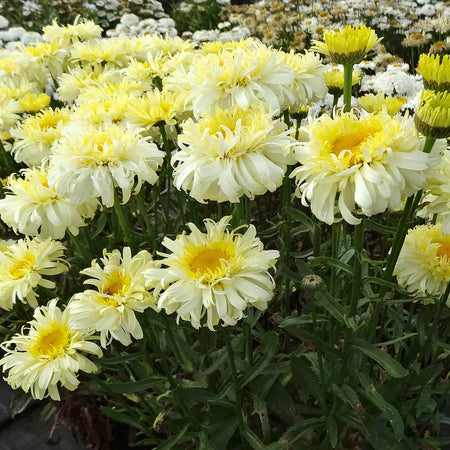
[0,238,68,310]
[10,107,70,167]
[68,248,156,347]
[43,19,102,46]
[172,104,297,203]
[358,93,407,116]
[416,54,450,92]
[186,43,296,116]
[420,149,450,234]
[311,25,381,65]
[324,67,361,95]
[414,90,450,139]
[145,217,279,330]
[0,299,102,401]
[126,87,183,128]
[0,166,97,239]
[279,51,327,113]
[394,224,450,298]
[48,124,164,207]
[291,111,434,225]
[18,93,51,113]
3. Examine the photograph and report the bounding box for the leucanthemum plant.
[0,16,450,450]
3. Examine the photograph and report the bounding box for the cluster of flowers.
[0,0,167,32]
[223,0,450,53]
[0,19,449,410]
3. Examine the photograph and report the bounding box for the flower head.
[358,93,407,116]
[311,25,381,65]
[10,107,70,167]
[68,248,156,347]
[0,299,102,400]
[0,166,97,239]
[417,54,450,91]
[394,223,450,298]
[19,93,51,113]
[0,238,68,310]
[145,217,279,329]
[48,124,164,207]
[291,111,433,225]
[173,104,297,203]
[414,89,450,139]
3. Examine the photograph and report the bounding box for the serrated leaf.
[353,339,408,378]
[357,372,404,441]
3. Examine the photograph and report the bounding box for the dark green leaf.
[353,339,408,378]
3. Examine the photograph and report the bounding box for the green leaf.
[332,384,359,407]
[360,416,409,450]
[101,407,146,432]
[291,356,320,400]
[206,409,239,450]
[377,333,418,347]
[309,256,353,274]
[254,396,271,442]
[352,339,408,378]
[242,428,265,450]
[326,415,338,448]
[240,331,278,388]
[289,207,315,232]
[314,288,347,323]
[357,372,404,441]
[98,377,166,394]
[364,219,396,235]
[156,425,189,450]
[278,418,324,446]
[97,353,141,367]
[363,276,409,295]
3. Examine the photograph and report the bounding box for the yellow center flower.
[184,242,236,284]
[102,269,131,296]
[358,93,407,116]
[19,93,51,113]
[324,67,360,94]
[29,324,70,358]
[311,25,381,65]
[8,252,36,280]
[436,241,450,259]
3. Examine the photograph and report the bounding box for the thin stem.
[69,231,90,262]
[349,219,364,316]
[342,64,354,113]
[135,189,154,245]
[158,123,172,230]
[311,290,328,413]
[313,221,322,257]
[330,222,340,296]
[113,189,135,251]
[368,136,436,341]
[225,331,246,436]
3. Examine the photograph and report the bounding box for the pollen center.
[332,130,372,165]
[36,328,69,357]
[9,253,36,279]
[103,270,131,296]
[190,249,229,274]
[436,241,450,259]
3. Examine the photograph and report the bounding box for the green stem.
[158,123,172,229]
[368,136,436,341]
[330,222,340,296]
[349,219,364,316]
[0,139,15,175]
[225,331,246,435]
[69,231,90,262]
[135,189,154,245]
[332,93,340,118]
[423,281,450,362]
[311,290,328,413]
[342,64,354,113]
[313,221,322,257]
[113,189,135,251]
